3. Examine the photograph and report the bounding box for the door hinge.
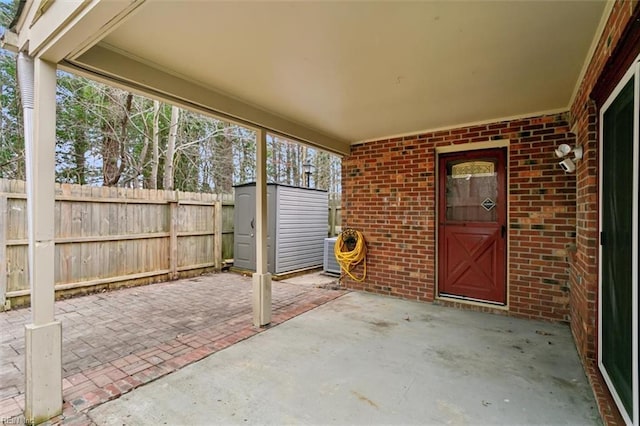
[600,231,605,246]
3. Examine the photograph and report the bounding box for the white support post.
[23,56,62,424]
[214,199,222,271]
[252,128,272,326]
[0,195,7,310]
[169,201,178,280]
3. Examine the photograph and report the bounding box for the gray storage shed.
[233,183,328,274]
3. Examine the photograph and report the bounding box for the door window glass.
[446,159,498,222]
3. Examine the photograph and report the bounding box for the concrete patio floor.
[89,291,599,426]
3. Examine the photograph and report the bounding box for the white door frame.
[598,54,640,426]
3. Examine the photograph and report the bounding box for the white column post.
[0,195,7,309]
[22,56,62,424]
[252,128,272,326]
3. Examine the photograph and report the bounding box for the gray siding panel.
[275,186,327,273]
[267,185,276,273]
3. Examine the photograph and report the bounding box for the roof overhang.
[2,0,611,155]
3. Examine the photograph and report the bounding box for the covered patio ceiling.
[3,0,609,156]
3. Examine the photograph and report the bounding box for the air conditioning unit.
[323,237,341,275]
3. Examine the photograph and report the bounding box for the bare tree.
[101,88,133,186]
[2,58,344,193]
[214,122,234,193]
[164,105,180,190]
[148,100,160,189]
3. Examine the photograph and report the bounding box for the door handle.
[501,225,506,238]
[250,218,255,229]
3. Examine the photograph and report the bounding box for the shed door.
[599,67,638,424]
[234,190,256,270]
[438,148,507,304]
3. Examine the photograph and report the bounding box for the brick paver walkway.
[0,272,346,425]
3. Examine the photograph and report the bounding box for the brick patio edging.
[1,290,346,426]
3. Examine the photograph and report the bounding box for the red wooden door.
[438,148,507,304]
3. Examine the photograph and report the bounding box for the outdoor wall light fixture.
[303,160,315,188]
[555,143,583,173]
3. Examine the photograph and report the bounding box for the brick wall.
[342,112,576,322]
[569,0,638,363]
[567,1,639,424]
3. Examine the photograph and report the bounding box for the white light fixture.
[559,158,576,173]
[555,144,572,158]
[555,143,583,173]
[572,146,583,160]
[555,143,583,161]
[303,160,315,188]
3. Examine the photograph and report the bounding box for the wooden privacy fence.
[0,179,234,309]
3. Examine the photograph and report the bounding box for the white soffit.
[78,0,606,144]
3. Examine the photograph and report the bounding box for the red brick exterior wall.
[567,1,639,424]
[569,0,638,363]
[342,113,576,322]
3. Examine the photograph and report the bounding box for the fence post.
[169,199,178,280]
[0,195,7,309]
[214,199,222,270]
